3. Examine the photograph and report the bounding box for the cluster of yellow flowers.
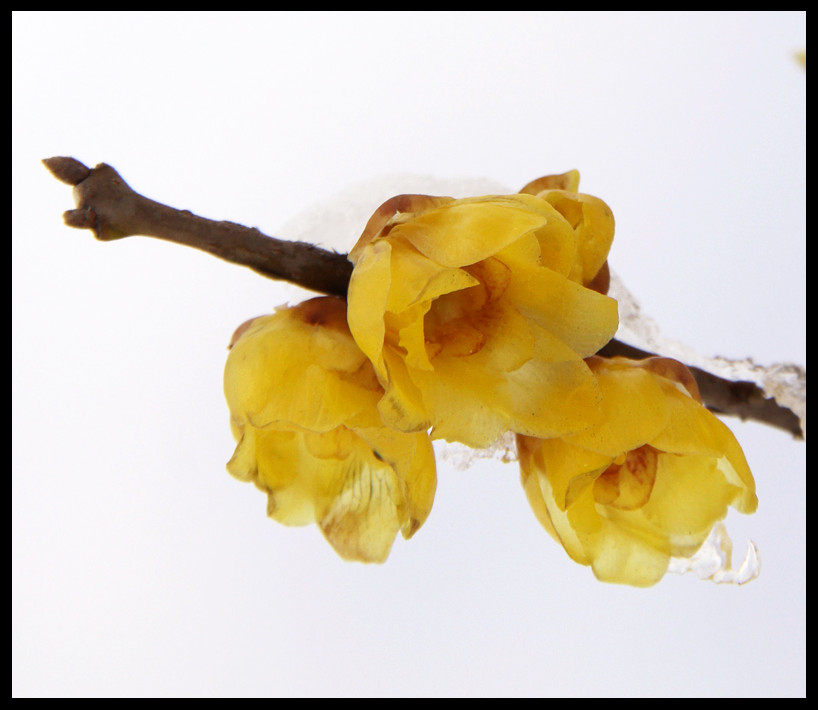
[224,171,757,586]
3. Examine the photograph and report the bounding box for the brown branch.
[43,157,804,438]
[42,157,352,298]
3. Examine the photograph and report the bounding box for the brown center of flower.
[593,445,658,511]
[423,257,511,359]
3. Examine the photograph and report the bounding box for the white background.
[13,11,805,697]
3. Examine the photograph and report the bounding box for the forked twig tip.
[42,156,91,186]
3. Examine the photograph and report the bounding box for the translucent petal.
[518,170,581,195]
[399,433,437,539]
[224,294,440,563]
[253,428,319,527]
[410,320,604,447]
[471,298,535,372]
[492,231,546,273]
[716,451,758,515]
[588,519,671,587]
[529,219,579,277]
[650,385,756,512]
[356,426,437,539]
[593,446,658,511]
[536,467,597,566]
[525,436,612,511]
[520,459,562,543]
[224,299,383,433]
[395,302,435,372]
[426,295,534,373]
[225,424,259,483]
[649,385,732,457]
[347,190,621,449]
[635,357,702,402]
[348,193,455,263]
[385,238,478,313]
[395,194,560,267]
[227,355,376,433]
[302,427,357,460]
[317,448,405,563]
[565,362,670,457]
[377,347,431,434]
[410,355,508,447]
[346,240,392,378]
[541,191,615,287]
[638,452,740,554]
[238,424,428,563]
[506,266,619,357]
[502,355,603,440]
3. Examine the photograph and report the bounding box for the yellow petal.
[346,240,392,379]
[587,518,671,587]
[635,357,702,402]
[426,289,534,372]
[402,312,605,446]
[517,435,561,542]
[395,194,561,268]
[410,354,507,447]
[648,383,731,457]
[565,361,670,457]
[649,385,757,512]
[302,426,358,460]
[519,170,581,195]
[527,436,612,511]
[349,193,455,263]
[226,353,375,433]
[253,428,319,527]
[492,231,550,274]
[238,424,431,563]
[393,302,435,371]
[638,452,741,555]
[593,446,658,511]
[385,238,479,313]
[317,446,405,563]
[398,434,437,539]
[376,347,431,434]
[225,294,441,563]
[541,191,615,287]
[502,353,603,441]
[224,298,382,433]
[226,423,259,483]
[537,464,598,565]
[355,426,437,539]
[506,266,619,357]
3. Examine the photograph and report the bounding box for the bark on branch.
[43,157,804,438]
[43,156,352,298]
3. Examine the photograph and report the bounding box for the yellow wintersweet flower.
[519,171,614,294]
[517,356,757,587]
[224,296,436,563]
[346,176,619,448]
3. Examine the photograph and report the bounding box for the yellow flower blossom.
[224,296,436,563]
[519,170,614,293]
[346,175,619,448]
[517,356,757,587]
